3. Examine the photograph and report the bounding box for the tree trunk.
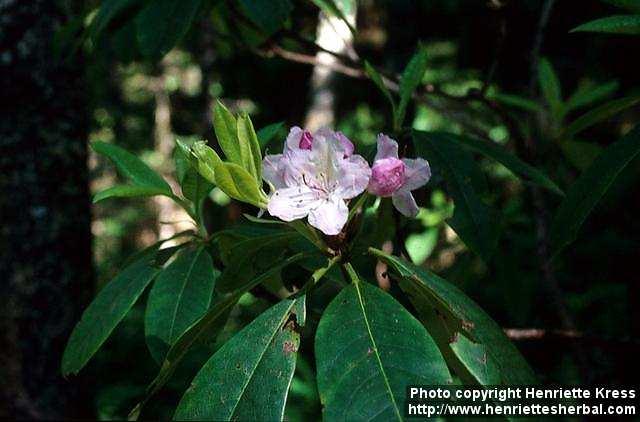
[0,0,93,418]
[304,9,357,131]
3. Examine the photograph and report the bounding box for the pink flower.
[367,134,431,217]
[262,128,370,235]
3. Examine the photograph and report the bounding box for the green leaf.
[174,296,306,421]
[214,161,268,207]
[180,168,214,206]
[217,231,300,292]
[257,121,285,151]
[62,253,161,375]
[550,125,640,257]
[92,142,172,193]
[564,80,619,114]
[431,131,563,195]
[213,101,241,165]
[190,138,267,208]
[559,139,604,170]
[601,0,640,12]
[135,0,202,58]
[191,141,220,184]
[571,14,640,34]
[538,57,563,116]
[238,0,293,35]
[93,185,172,203]
[562,95,640,139]
[122,232,195,267]
[129,253,310,419]
[413,130,499,263]
[174,139,193,182]
[396,46,428,129]
[88,0,144,40]
[364,61,397,119]
[175,138,213,206]
[315,266,451,421]
[369,249,537,385]
[487,92,542,113]
[237,113,262,180]
[145,247,219,363]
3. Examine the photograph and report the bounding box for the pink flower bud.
[299,131,313,150]
[368,157,406,197]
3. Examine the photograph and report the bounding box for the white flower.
[262,127,371,235]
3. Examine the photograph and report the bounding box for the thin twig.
[259,44,500,142]
[504,328,640,348]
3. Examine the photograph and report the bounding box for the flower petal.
[392,190,419,217]
[336,154,372,199]
[334,131,355,157]
[307,196,348,235]
[374,133,399,161]
[282,149,314,187]
[267,186,319,222]
[262,154,285,189]
[401,158,431,191]
[367,157,405,197]
[314,128,355,157]
[285,126,305,152]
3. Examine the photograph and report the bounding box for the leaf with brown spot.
[370,248,536,386]
[174,296,306,421]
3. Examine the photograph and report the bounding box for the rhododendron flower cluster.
[262,127,431,235]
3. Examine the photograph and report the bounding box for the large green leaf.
[315,266,451,421]
[369,249,537,386]
[215,161,268,207]
[237,113,262,180]
[559,139,604,170]
[396,46,428,129]
[216,231,301,292]
[128,252,311,419]
[92,142,172,193]
[257,121,285,151]
[571,14,640,34]
[550,125,640,257]
[174,296,306,421]
[563,80,619,114]
[93,185,172,203]
[364,61,396,117]
[413,130,499,263]
[135,0,203,57]
[487,92,542,113]
[191,141,220,184]
[562,95,640,139]
[538,57,563,116]
[62,253,161,375]
[238,0,293,35]
[190,141,267,207]
[180,168,214,207]
[175,139,214,206]
[213,101,241,165]
[431,131,563,195]
[145,247,219,363]
[88,0,144,40]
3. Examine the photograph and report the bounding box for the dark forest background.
[2,0,639,419]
